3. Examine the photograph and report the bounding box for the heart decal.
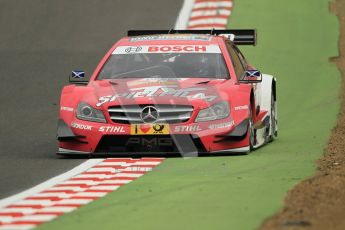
[140,124,151,133]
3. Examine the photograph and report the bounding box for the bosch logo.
[125,46,142,53]
[140,106,159,123]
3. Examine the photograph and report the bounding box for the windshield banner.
[112,45,221,54]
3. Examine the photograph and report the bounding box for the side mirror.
[239,70,262,83]
[69,70,88,85]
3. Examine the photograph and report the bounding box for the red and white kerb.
[0,158,164,230]
[188,0,233,29]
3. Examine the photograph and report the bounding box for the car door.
[226,42,261,112]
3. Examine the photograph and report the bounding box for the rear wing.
[127,29,257,46]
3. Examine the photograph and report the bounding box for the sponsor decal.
[148,45,206,52]
[124,46,143,53]
[208,121,234,129]
[126,137,173,147]
[96,86,217,106]
[234,105,249,111]
[129,34,211,42]
[127,78,180,87]
[60,106,73,112]
[131,124,169,135]
[174,125,202,132]
[71,122,92,130]
[113,45,221,54]
[99,126,125,133]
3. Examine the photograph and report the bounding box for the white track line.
[0,159,103,209]
[175,0,195,29]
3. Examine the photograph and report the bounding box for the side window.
[233,45,248,70]
[226,42,245,80]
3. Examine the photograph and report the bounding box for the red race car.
[57,30,277,156]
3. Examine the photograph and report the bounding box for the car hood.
[84,78,229,109]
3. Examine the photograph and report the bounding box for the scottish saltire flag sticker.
[246,70,261,77]
[72,70,85,78]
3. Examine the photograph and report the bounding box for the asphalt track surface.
[0,0,182,199]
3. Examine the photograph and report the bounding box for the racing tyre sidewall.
[269,93,276,142]
[249,105,255,151]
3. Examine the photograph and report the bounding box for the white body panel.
[254,73,278,149]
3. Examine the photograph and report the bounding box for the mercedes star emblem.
[140,106,159,123]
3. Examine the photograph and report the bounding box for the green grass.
[38,0,339,229]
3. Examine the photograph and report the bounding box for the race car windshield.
[97,45,230,79]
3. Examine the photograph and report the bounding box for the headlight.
[76,102,106,123]
[195,101,230,122]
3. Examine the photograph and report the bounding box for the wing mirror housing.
[239,70,262,83]
[69,70,88,85]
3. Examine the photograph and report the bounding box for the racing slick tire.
[268,93,277,142]
[249,104,255,151]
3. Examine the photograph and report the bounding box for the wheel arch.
[260,74,278,137]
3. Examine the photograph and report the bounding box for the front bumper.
[57,117,250,156]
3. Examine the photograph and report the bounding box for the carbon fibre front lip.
[210,146,250,153]
[57,148,91,155]
[57,146,250,156]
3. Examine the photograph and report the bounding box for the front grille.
[95,135,207,154]
[108,104,193,124]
